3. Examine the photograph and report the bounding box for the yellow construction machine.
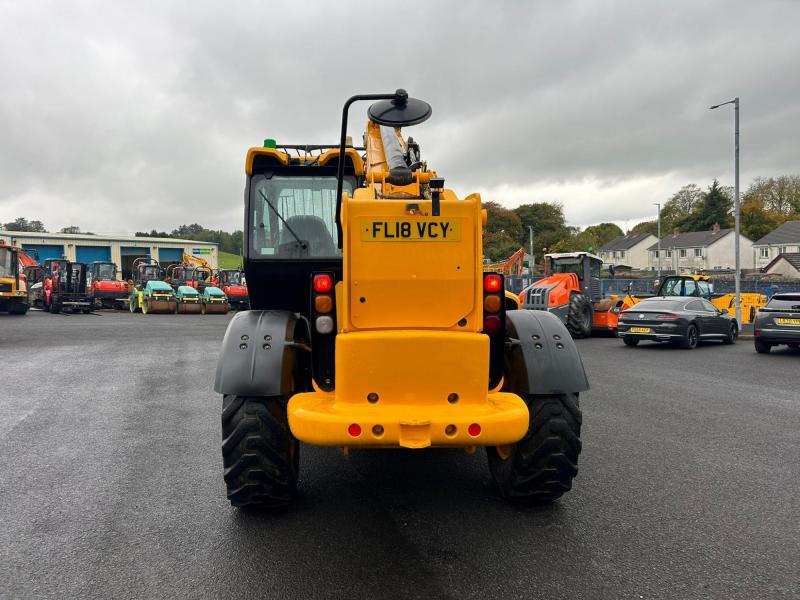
[0,239,29,315]
[628,273,765,324]
[214,90,588,508]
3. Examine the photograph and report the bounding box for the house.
[598,233,658,270]
[647,224,755,272]
[752,220,800,270]
[762,252,800,278]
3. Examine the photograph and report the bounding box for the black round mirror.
[368,89,432,127]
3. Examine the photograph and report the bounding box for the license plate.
[630,327,651,333]
[360,219,461,242]
[776,318,800,325]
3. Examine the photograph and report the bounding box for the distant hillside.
[219,251,243,269]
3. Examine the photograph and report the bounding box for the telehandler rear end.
[215,90,588,508]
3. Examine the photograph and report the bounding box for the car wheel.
[723,323,738,344]
[680,324,698,349]
[754,340,771,354]
[622,336,639,347]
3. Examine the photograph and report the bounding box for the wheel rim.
[688,327,697,346]
[582,306,592,329]
[731,325,738,340]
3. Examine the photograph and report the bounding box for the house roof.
[0,230,218,246]
[599,233,654,252]
[647,228,739,251]
[763,252,800,273]
[752,220,800,246]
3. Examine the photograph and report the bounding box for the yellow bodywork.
[286,125,529,448]
[626,274,766,323]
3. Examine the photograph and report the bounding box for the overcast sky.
[1,0,799,235]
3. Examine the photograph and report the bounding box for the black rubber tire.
[622,336,639,347]
[723,323,738,344]
[754,340,771,354]
[221,395,299,508]
[50,298,61,314]
[566,293,593,338]
[488,393,582,504]
[679,324,698,349]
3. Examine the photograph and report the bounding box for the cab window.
[250,174,355,259]
[551,258,583,279]
[696,281,711,297]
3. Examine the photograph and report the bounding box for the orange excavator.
[519,252,629,338]
[483,247,526,276]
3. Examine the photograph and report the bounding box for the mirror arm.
[334,92,405,249]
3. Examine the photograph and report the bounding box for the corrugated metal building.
[0,231,218,279]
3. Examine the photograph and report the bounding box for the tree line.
[5,174,799,262]
[0,218,244,255]
[483,175,800,262]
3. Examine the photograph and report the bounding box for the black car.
[753,293,800,353]
[618,296,738,349]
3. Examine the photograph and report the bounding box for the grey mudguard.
[504,310,590,395]
[214,310,303,397]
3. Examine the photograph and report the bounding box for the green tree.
[677,179,733,231]
[660,184,703,232]
[744,176,800,215]
[631,220,658,236]
[135,229,171,238]
[513,202,569,250]
[740,199,785,241]
[2,217,47,232]
[59,226,92,234]
[583,222,624,248]
[483,202,524,261]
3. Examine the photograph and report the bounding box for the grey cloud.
[0,0,798,233]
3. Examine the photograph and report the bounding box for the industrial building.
[0,231,218,279]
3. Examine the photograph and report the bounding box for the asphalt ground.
[1,310,798,599]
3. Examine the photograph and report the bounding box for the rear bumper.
[287,330,529,448]
[289,391,528,448]
[755,328,800,343]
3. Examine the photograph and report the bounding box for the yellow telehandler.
[214,90,588,508]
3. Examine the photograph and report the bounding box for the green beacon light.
[263,138,277,148]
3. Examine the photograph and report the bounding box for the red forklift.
[213,269,249,309]
[88,261,129,309]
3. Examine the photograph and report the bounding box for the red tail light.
[483,274,502,293]
[656,314,678,320]
[313,274,333,293]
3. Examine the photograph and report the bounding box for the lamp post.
[654,202,661,280]
[527,225,534,281]
[709,97,741,324]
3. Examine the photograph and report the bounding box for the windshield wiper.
[258,189,307,250]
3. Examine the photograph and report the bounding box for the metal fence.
[600,278,800,298]
[505,275,800,299]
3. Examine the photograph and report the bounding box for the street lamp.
[654,202,661,280]
[527,225,534,280]
[709,97,741,324]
